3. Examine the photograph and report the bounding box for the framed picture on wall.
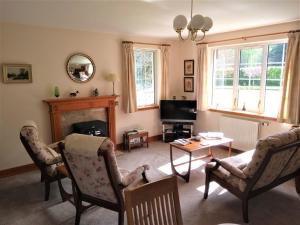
[2,64,32,83]
[184,60,194,75]
[184,77,194,92]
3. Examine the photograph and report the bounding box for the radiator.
[219,116,260,151]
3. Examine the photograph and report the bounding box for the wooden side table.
[123,131,149,151]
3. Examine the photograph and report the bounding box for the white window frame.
[133,47,160,109]
[209,39,287,116]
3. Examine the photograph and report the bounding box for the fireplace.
[44,96,117,144]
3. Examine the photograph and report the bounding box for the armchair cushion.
[243,130,298,178]
[207,150,254,191]
[120,165,149,186]
[244,128,300,190]
[47,141,61,151]
[20,121,62,176]
[214,159,247,179]
[64,134,149,203]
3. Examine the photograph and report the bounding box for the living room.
[0,1,299,225]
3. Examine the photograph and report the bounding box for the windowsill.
[137,105,159,111]
[208,108,277,121]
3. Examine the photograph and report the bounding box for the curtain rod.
[196,29,300,45]
[122,41,171,46]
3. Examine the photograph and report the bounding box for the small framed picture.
[184,77,194,92]
[184,60,194,75]
[2,64,32,83]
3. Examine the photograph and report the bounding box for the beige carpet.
[0,141,299,225]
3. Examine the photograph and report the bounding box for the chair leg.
[57,177,72,202]
[204,173,210,199]
[242,198,249,223]
[44,180,50,201]
[296,175,300,194]
[75,198,82,225]
[118,210,124,225]
[41,173,44,182]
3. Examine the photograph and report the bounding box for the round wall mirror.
[66,53,95,82]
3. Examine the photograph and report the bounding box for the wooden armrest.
[48,140,64,153]
[206,158,221,171]
[206,158,247,180]
[56,165,69,177]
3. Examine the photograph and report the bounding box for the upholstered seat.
[206,150,254,192]
[204,128,300,223]
[20,121,65,200]
[59,133,149,225]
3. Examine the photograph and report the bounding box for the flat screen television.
[160,100,197,122]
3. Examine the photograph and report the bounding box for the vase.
[54,86,60,98]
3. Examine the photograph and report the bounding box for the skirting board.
[0,164,37,178]
[0,134,163,178]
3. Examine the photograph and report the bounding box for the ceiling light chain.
[173,0,213,42]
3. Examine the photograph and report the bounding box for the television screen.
[160,100,197,121]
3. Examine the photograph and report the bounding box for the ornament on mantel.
[92,88,99,96]
[70,90,79,97]
[54,86,60,98]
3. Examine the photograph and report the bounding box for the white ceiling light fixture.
[173,0,213,42]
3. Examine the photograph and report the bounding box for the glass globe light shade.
[202,17,213,31]
[190,14,204,30]
[187,21,191,30]
[173,15,188,31]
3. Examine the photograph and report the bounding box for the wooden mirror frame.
[66,53,96,83]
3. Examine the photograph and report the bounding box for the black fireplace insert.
[72,120,107,137]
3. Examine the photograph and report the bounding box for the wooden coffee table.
[170,137,233,182]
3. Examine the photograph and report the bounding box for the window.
[210,41,287,117]
[134,48,158,108]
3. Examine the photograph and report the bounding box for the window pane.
[211,48,235,109]
[238,47,263,112]
[264,43,287,116]
[134,50,156,107]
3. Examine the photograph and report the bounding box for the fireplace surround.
[44,96,117,144]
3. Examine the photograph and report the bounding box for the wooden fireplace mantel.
[43,96,117,144]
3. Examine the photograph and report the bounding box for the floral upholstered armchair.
[59,133,149,225]
[20,121,64,201]
[204,128,300,223]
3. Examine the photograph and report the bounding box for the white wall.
[168,40,197,100]
[168,21,300,138]
[0,23,175,170]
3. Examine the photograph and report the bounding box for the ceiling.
[0,0,299,38]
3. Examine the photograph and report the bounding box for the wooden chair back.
[125,175,183,225]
